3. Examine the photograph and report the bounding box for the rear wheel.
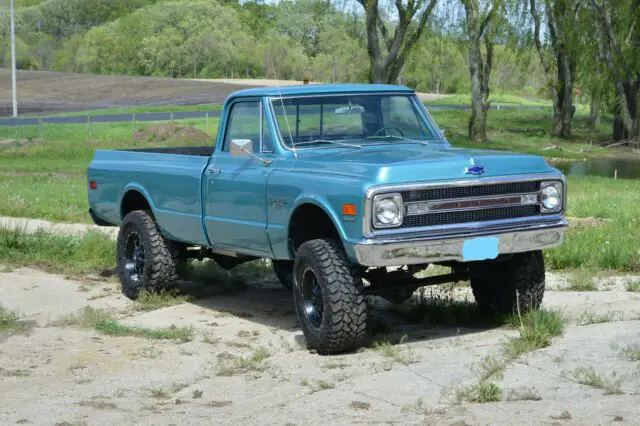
[470,251,545,315]
[292,239,367,354]
[116,210,179,300]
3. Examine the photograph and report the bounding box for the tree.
[589,0,640,143]
[356,0,438,84]
[460,0,502,142]
[529,0,580,138]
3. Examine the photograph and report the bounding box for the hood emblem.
[465,165,486,176]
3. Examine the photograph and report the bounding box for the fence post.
[170,111,174,124]
[38,117,44,141]
[132,113,136,136]
[87,115,92,137]
[205,112,209,136]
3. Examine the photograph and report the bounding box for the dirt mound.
[133,124,211,144]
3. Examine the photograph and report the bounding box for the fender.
[121,182,157,218]
[288,193,349,243]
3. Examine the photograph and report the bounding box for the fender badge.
[465,165,486,176]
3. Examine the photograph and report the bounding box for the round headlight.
[541,185,560,210]
[376,198,399,224]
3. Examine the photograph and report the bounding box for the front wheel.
[116,210,179,300]
[292,239,367,354]
[470,251,546,315]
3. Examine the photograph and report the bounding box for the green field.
[1,105,638,275]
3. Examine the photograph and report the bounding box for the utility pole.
[10,0,18,117]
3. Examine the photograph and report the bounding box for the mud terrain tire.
[117,210,179,300]
[470,250,545,315]
[292,239,367,354]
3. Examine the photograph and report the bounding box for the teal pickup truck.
[88,84,568,354]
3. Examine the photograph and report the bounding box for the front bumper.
[353,219,568,267]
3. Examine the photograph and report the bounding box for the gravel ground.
[1,266,639,425]
[1,216,640,425]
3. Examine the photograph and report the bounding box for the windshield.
[270,94,440,149]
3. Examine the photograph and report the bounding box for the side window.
[262,107,274,153]
[223,102,261,153]
[381,96,426,138]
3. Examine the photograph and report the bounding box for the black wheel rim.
[124,232,145,283]
[301,268,323,328]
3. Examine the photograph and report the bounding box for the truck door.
[203,100,274,255]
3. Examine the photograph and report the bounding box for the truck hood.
[292,143,557,184]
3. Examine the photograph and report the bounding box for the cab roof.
[226,83,415,101]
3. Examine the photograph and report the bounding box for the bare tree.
[529,0,579,138]
[356,0,438,84]
[460,0,501,142]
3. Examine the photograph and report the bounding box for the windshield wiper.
[365,135,432,146]
[292,139,362,149]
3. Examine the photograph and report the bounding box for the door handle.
[207,167,221,175]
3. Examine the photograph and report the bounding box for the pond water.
[552,157,640,180]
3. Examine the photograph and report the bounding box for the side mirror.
[230,139,253,157]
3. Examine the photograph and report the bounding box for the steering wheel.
[371,126,405,137]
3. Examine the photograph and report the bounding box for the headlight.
[373,193,403,228]
[540,181,563,212]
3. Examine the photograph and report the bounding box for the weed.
[455,381,503,403]
[505,387,542,401]
[208,400,233,408]
[216,346,270,376]
[77,400,118,410]
[316,380,334,390]
[575,310,624,326]
[0,367,31,377]
[147,385,170,399]
[570,366,624,394]
[401,398,436,415]
[350,401,371,410]
[615,343,640,361]
[504,309,565,360]
[567,269,598,291]
[477,355,505,382]
[300,378,309,386]
[372,336,416,365]
[625,280,640,292]
[50,306,193,342]
[201,330,219,345]
[134,289,190,311]
[0,305,33,336]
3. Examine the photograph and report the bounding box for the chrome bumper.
[353,219,568,267]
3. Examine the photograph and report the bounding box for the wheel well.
[121,190,151,219]
[288,203,341,257]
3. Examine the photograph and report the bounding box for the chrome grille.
[401,181,541,203]
[402,205,540,228]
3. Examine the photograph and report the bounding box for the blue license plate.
[462,236,499,261]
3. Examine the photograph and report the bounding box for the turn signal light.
[89,181,97,190]
[342,203,357,216]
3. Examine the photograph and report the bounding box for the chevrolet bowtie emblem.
[465,165,486,175]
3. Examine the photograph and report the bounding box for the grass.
[504,309,566,360]
[134,289,190,312]
[425,92,552,107]
[0,305,33,336]
[545,176,640,273]
[216,346,271,376]
[0,227,114,275]
[625,280,640,292]
[50,306,193,342]
[372,335,416,365]
[47,103,223,118]
[505,387,542,401]
[566,269,598,291]
[575,310,624,326]
[614,343,640,361]
[455,381,503,403]
[569,366,623,395]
